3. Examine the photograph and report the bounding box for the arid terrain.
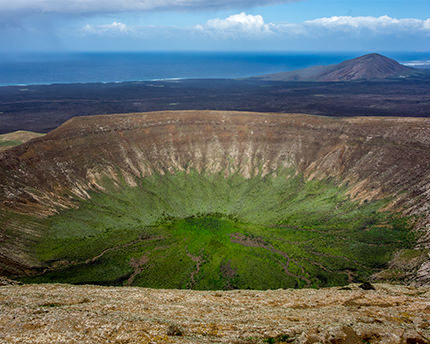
[1,281,430,344]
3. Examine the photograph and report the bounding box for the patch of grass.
[396,248,429,261]
[263,334,293,344]
[167,324,184,336]
[21,169,415,289]
[40,303,64,308]
[0,140,22,147]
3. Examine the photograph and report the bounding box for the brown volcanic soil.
[0,111,430,281]
[1,283,430,344]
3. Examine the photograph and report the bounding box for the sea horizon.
[1,51,430,87]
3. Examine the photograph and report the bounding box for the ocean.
[0,51,429,86]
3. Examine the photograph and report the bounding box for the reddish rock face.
[0,110,430,280]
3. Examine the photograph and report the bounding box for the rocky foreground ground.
[0,282,430,343]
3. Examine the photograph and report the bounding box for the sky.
[0,0,429,52]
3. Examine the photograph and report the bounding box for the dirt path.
[84,234,165,265]
[126,255,149,286]
[220,260,237,290]
[306,247,364,267]
[186,251,204,289]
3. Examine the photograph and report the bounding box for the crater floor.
[21,172,413,289]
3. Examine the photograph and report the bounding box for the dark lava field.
[1,77,430,134]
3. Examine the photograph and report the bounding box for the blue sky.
[1,0,429,52]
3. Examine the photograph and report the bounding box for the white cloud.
[196,12,272,36]
[82,22,128,34]
[194,14,430,38]
[81,13,274,39]
[0,0,301,14]
[207,13,268,31]
[304,15,430,34]
[80,14,430,40]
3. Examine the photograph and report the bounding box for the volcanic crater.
[1,110,430,289]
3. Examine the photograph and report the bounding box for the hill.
[0,111,429,288]
[255,53,423,81]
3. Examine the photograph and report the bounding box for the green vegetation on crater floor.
[21,169,415,289]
